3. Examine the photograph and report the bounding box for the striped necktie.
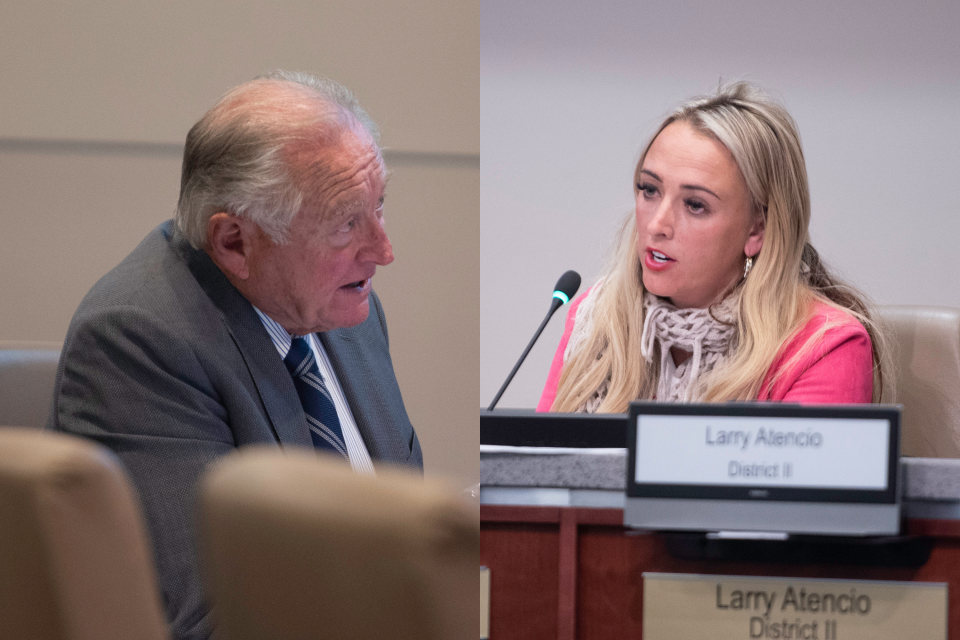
[283,336,348,459]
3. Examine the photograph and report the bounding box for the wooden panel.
[558,511,577,640]
[577,527,929,640]
[483,505,960,639]
[0,0,478,154]
[0,150,478,489]
[481,523,560,640]
[481,504,561,524]
[909,518,960,538]
[361,157,479,486]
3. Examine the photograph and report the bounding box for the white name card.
[634,414,890,489]
[644,573,947,640]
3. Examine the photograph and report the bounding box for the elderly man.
[47,71,422,640]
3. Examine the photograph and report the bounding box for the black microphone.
[487,270,581,411]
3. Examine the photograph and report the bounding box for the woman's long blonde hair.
[550,82,884,412]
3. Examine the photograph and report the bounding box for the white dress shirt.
[254,307,375,475]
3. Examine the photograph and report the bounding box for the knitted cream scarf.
[640,291,739,402]
[567,284,739,411]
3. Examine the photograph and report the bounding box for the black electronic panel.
[480,409,627,448]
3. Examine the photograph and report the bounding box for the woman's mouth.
[644,249,675,272]
[650,250,670,264]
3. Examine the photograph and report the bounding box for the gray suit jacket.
[47,221,422,640]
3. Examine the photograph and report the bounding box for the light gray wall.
[481,0,960,409]
[0,0,478,488]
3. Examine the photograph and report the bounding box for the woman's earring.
[743,256,754,279]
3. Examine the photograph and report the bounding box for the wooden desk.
[481,504,960,640]
[481,447,960,640]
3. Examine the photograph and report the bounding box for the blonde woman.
[539,82,883,413]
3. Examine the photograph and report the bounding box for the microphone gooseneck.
[487,270,581,411]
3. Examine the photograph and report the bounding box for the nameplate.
[480,567,490,639]
[643,573,947,639]
[634,413,890,489]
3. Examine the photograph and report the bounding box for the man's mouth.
[342,278,369,290]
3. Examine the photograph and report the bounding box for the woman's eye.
[637,182,658,198]
[685,198,707,214]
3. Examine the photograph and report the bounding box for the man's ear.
[744,209,766,258]
[205,213,253,280]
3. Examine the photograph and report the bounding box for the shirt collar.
[253,307,295,358]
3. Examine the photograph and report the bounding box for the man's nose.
[364,218,394,266]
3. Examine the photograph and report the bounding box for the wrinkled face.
[245,130,393,334]
[635,121,764,309]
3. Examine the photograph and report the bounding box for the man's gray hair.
[175,70,381,248]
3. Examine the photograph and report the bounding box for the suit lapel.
[176,226,312,449]
[226,313,312,448]
[319,329,391,462]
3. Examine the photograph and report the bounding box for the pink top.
[537,290,873,411]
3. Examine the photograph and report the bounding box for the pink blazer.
[537,291,873,411]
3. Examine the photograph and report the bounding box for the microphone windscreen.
[553,270,581,304]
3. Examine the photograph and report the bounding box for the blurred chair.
[0,428,169,640]
[198,449,479,640]
[879,306,960,458]
[0,340,61,428]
